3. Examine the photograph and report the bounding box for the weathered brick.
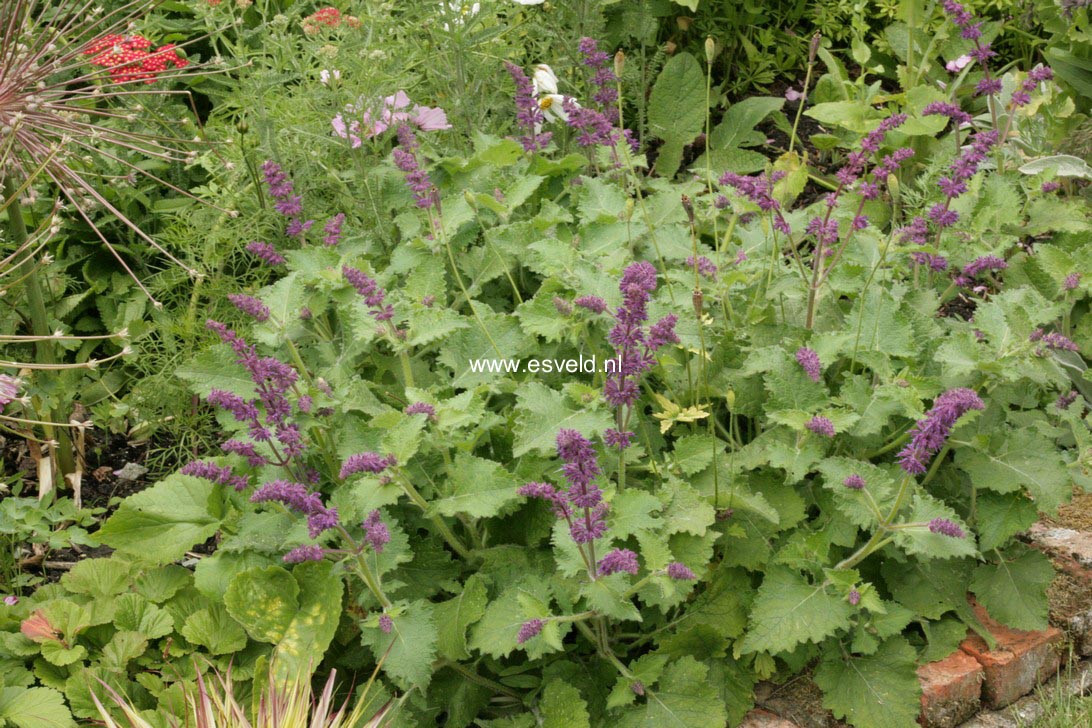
[739,708,801,728]
[959,604,1063,709]
[916,648,984,728]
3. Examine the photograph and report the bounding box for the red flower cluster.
[84,34,188,84]
[301,7,361,34]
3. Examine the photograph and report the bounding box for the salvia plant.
[0,4,1089,728]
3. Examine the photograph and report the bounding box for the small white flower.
[320,69,341,85]
[512,0,545,4]
[441,1,480,31]
[532,64,558,95]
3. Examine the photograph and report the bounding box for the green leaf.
[133,565,192,603]
[956,430,1071,514]
[970,547,1053,631]
[224,566,300,643]
[59,557,132,598]
[609,491,663,540]
[581,574,642,622]
[1019,154,1092,179]
[193,551,277,600]
[671,435,718,476]
[694,97,784,174]
[683,566,753,639]
[617,656,726,728]
[112,594,174,639]
[0,686,75,728]
[805,101,883,133]
[39,642,86,667]
[512,382,613,457]
[100,631,148,671]
[97,474,223,564]
[181,605,248,655]
[469,578,556,660]
[738,567,854,655]
[360,600,437,689]
[648,53,706,177]
[894,494,977,560]
[175,347,256,399]
[577,177,628,223]
[541,679,591,728]
[814,636,922,728]
[432,453,519,518]
[274,561,343,680]
[974,492,1038,552]
[816,457,898,529]
[434,574,488,661]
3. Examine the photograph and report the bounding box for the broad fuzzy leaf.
[541,679,591,728]
[616,656,727,728]
[361,600,437,689]
[970,547,1054,631]
[815,636,922,728]
[97,475,224,564]
[738,567,854,655]
[434,574,488,661]
[956,429,1071,514]
[432,453,519,518]
[0,686,75,728]
[647,53,705,177]
[512,382,613,457]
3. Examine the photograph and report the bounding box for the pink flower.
[411,104,451,131]
[946,54,973,73]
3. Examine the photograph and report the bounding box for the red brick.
[959,603,1063,709]
[739,708,801,727]
[916,648,984,728]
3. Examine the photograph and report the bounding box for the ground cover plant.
[1,1,1091,727]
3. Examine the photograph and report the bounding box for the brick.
[959,603,1064,709]
[739,708,801,727]
[1026,523,1092,569]
[916,648,984,728]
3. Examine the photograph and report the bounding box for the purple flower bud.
[553,296,573,316]
[795,347,822,383]
[227,294,271,322]
[928,518,965,538]
[1042,181,1062,194]
[1056,390,1078,410]
[340,452,396,478]
[898,388,984,475]
[245,241,285,266]
[404,402,437,420]
[1063,273,1080,290]
[379,614,393,633]
[181,460,248,491]
[843,474,866,490]
[363,510,391,553]
[848,589,861,606]
[283,545,324,563]
[517,618,544,644]
[806,416,835,437]
[631,681,645,696]
[666,562,696,580]
[604,428,633,450]
[598,548,639,576]
[574,295,607,314]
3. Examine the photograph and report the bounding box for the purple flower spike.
[404,402,437,420]
[898,388,984,475]
[604,428,633,450]
[340,452,396,478]
[379,614,393,634]
[227,294,271,322]
[848,589,861,606]
[306,507,339,538]
[598,548,639,576]
[687,255,718,280]
[181,460,248,491]
[283,545,325,563]
[363,510,391,553]
[928,518,965,538]
[1063,273,1080,290]
[504,62,552,152]
[666,562,696,580]
[795,347,822,383]
[392,125,439,209]
[575,295,607,313]
[246,241,285,266]
[806,416,835,437]
[323,213,346,247]
[843,474,866,490]
[517,618,544,644]
[911,252,949,272]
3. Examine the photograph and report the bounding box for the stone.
[1026,523,1092,569]
[739,708,801,727]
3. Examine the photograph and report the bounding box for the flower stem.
[3,182,75,487]
[393,471,473,560]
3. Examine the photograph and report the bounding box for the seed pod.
[614,50,625,77]
[809,33,822,63]
[705,37,716,64]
